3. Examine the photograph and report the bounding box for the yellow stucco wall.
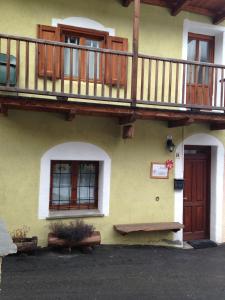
[0,110,224,246]
[0,0,225,246]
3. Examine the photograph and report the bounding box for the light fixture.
[166,136,176,152]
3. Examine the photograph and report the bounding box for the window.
[37,24,128,86]
[186,33,215,106]
[61,26,105,81]
[50,160,99,210]
[187,33,214,85]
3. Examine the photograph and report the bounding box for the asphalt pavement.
[1,245,225,300]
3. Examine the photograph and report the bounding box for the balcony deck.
[1,33,225,130]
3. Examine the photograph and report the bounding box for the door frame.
[174,133,224,246]
[183,145,211,241]
[182,20,225,107]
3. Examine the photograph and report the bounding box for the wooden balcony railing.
[1,33,225,111]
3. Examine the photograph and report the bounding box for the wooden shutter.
[106,36,128,86]
[37,25,61,78]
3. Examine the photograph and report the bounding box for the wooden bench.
[114,222,184,235]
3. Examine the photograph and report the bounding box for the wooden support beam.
[3,95,225,125]
[65,109,76,121]
[122,125,134,139]
[131,0,140,107]
[119,113,136,125]
[171,0,189,16]
[213,11,225,25]
[210,123,225,131]
[122,0,132,7]
[168,117,194,128]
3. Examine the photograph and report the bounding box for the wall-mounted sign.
[150,162,169,179]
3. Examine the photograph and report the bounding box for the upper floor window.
[60,25,108,81]
[186,33,215,106]
[187,33,214,85]
[37,24,128,86]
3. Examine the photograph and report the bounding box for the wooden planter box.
[13,236,38,253]
[48,231,101,249]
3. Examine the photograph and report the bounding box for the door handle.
[183,197,188,200]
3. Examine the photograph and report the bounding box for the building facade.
[1,0,225,247]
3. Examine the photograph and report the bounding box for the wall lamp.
[166,136,176,152]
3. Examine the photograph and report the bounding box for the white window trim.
[183,19,225,64]
[38,142,111,219]
[52,17,115,36]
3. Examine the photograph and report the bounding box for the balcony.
[1,33,225,130]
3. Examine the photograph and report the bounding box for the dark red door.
[183,146,211,241]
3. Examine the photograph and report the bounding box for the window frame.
[49,160,99,211]
[58,24,109,83]
[188,33,215,64]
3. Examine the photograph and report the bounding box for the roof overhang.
[122,0,225,25]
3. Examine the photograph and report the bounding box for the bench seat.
[114,222,184,235]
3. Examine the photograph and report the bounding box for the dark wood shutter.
[37,25,61,78]
[106,36,128,86]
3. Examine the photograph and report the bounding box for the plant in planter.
[48,220,101,253]
[11,226,38,253]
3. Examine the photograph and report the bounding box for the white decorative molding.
[38,142,111,219]
[174,133,224,245]
[52,17,115,36]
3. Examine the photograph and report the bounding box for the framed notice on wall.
[150,162,169,179]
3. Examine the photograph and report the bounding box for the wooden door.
[186,33,215,106]
[183,146,211,241]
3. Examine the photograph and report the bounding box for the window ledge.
[46,209,104,220]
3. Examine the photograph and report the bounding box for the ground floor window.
[50,160,99,210]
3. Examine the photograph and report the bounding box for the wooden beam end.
[0,104,8,117]
[210,123,225,131]
[213,12,225,25]
[171,0,189,17]
[119,114,136,125]
[122,0,132,7]
[122,124,134,139]
[66,109,76,121]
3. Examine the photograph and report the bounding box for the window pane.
[53,174,60,187]
[60,163,71,173]
[52,188,60,201]
[52,163,61,173]
[198,41,210,84]
[86,39,100,80]
[60,188,71,202]
[199,41,209,63]
[77,163,98,205]
[60,174,71,187]
[51,162,72,206]
[64,35,80,77]
[187,40,196,61]
[187,39,196,84]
